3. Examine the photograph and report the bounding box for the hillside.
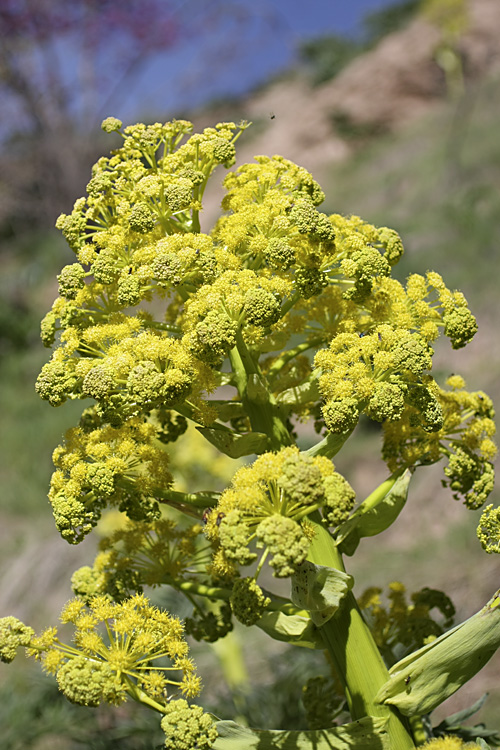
[195,0,500,226]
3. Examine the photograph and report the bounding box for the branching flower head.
[477,503,500,554]
[161,698,218,750]
[49,416,172,543]
[37,320,204,423]
[182,269,290,356]
[420,738,479,749]
[28,594,201,708]
[358,582,455,665]
[205,447,355,578]
[72,517,210,601]
[315,324,437,435]
[382,374,496,509]
[23,113,499,747]
[229,577,271,625]
[0,617,35,663]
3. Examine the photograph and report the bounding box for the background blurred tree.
[362,0,420,44]
[0,0,178,233]
[0,0,266,352]
[0,0,264,237]
[298,34,364,86]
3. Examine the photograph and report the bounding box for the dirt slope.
[196,0,500,196]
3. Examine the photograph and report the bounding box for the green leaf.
[210,400,245,422]
[435,692,488,728]
[213,716,390,749]
[376,590,500,716]
[432,693,500,745]
[337,472,410,556]
[291,561,353,626]
[196,426,269,458]
[256,611,323,649]
[276,379,320,407]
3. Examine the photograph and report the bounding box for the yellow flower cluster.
[28,593,200,707]
[315,324,436,433]
[382,375,496,508]
[72,517,209,602]
[36,117,495,547]
[205,446,355,579]
[358,582,455,665]
[49,415,172,542]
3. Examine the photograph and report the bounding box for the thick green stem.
[229,332,292,450]
[211,630,250,725]
[152,488,220,519]
[266,336,325,383]
[356,471,404,512]
[126,678,166,714]
[170,578,294,614]
[307,520,415,749]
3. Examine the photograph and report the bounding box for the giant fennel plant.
[2,117,500,749]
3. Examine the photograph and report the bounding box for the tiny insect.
[270,112,275,120]
[216,512,225,526]
[202,508,212,525]
[404,675,411,686]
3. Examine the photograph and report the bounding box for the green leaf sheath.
[196,426,270,458]
[376,589,500,716]
[336,471,410,556]
[291,560,354,626]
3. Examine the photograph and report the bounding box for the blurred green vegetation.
[299,0,420,85]
[0,666,165,749]
[0,348,83,516]
[0,230,81,517]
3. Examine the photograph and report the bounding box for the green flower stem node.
[256,611,323,649]
[229,333,292,450]
[376,589,500,716]
[155,489,220,509]
[291,561,353,626]
[213,716,391,749]
[266,337,325,383]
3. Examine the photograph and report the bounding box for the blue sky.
[269,0,396,35]
[1,0,407,142]
[116,0,404,119]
